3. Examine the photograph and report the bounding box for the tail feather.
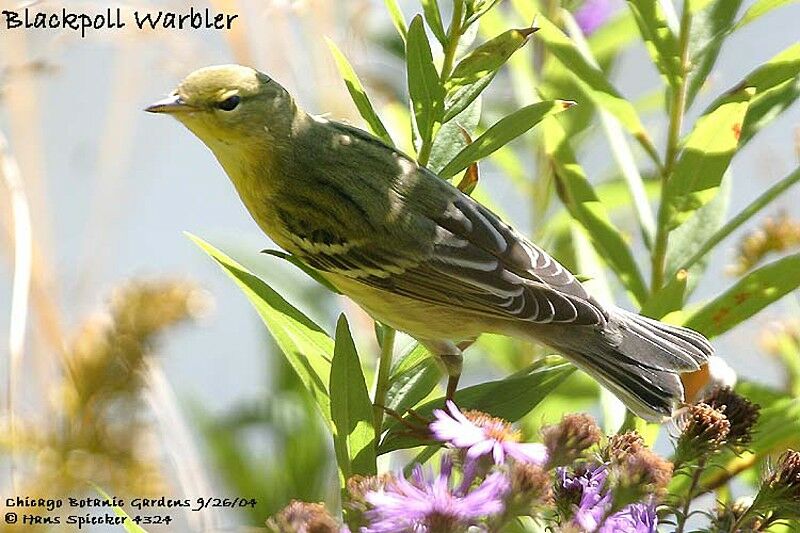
[540,308,714,422]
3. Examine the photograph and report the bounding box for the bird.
[146,64,713,422]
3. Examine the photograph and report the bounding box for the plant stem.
[373,326,397,434]
[675,458,705,533]
[439,0,465,84]
[651,0,693,291]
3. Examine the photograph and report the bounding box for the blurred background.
[1,0,798,530]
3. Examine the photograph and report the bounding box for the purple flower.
[574,0,614,35]
[430,401,548,465]
[363,456,509,533]
[599,503,658,533]
[559,464,658,533]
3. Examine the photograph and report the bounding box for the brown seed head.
[541,413,602,467]
[266,500,339,533]
[705,387,760,447]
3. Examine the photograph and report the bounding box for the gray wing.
[290,170,607,326]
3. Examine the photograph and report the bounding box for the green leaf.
[684,253,800,338]
[325,38,394,146]
[422,0,448,45]
[544,117,649,306]
[465,0,505,26]
[447,26,537,89]
[443,74,495,123]
[640,269,688,319]
[534,13,651,144]
[188,234,334,428]
[330,315,376,484]
[429,94,482,174]
[625,0,681,87]
[685,0,746,106]
[385,344,441,416]
[676,165,800,274]
[728,43,800,148]
[664,171,731,294]
[439,99,575,179]
[660,86,754,231]
[93,484,149,533]
[735,0,799,30]
[407,15,446,148]
[378,359,575,453]
[384,0,408,41]
[261,249,341,294]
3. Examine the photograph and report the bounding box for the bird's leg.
[420,340,466,403]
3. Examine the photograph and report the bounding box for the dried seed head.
[732,212,800,275]
[618,448,673,496]
[346,473,393,512]
[706,387,760,448]
[266,501,340,533]
[509,463,553,510]
[674,402,731,468]
[605,431,645,463]
[768,449,800,499]
[541,413,602,467]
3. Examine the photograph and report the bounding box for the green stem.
[373,327,397,434]
[675,458,705,533]
[439,0,465,84]
[417,0,465,167]
[651,1,693,291]
[678,166,800,273]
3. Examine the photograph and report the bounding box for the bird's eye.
[217,95,241,111]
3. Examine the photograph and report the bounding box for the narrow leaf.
[664,172,731,293]
[422,0,448,45]
[661,86,755,231]
[330,315,376,484]
[678,166,800,274]
[93,484,149,533]
[386,359,440,415]
[379,359,575,453]
[685,253,800,338]
[188,234,333,428]
[407,15,446,148]
[640,269,688,319]
[735,0,798,29]
[685,0,746,106]
[261,249,341,294]
[326,38,394,146]
[439,99,575,179]
[544,117,649,306]
[625,0,682,87]
[447,26,538,89]
[720,43,800,148]
[534,13,651,143]
[443,74,495,123]
[384,0,408,41]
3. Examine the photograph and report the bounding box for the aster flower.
[573,0,614,35]
[430,401,547,465]
[556,463,659,532]
[597,502,657,533]
[362,455,509,533]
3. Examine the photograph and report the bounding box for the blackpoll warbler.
[147,65,713,421]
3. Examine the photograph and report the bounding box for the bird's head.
[146,64,297,150]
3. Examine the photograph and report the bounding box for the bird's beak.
[145,94,195,114]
